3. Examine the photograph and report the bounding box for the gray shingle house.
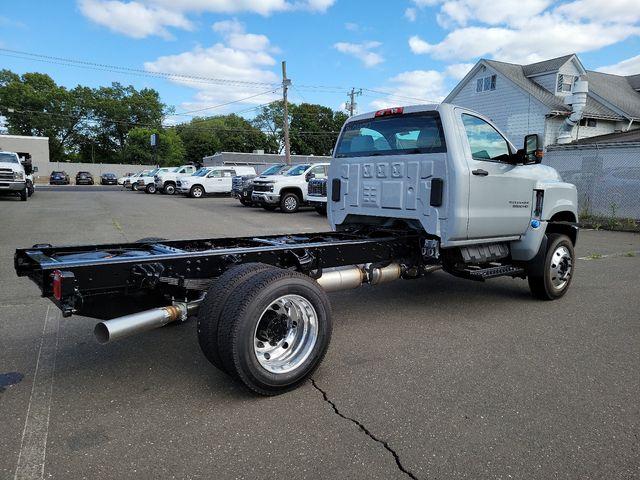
[445,54,640,148]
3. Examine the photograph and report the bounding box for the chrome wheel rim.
[550,245,572,289]
[254,294,318,374]
[166,185,174,194]
[193,188,202,197]
[284,196,297,211]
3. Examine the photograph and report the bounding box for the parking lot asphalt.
[1,189,639,480]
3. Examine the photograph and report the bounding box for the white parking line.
[14,306,60,480]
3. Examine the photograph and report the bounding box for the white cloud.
[444,62,474,80]
[404,8,417,22]
[144,21,280,113]
[78,0,193,39]
[79,0,335,38]
[555,0,640,24]
[597,54,640,75]
[370,70,450,110]
[334,41,384,68]
[344,22,359,31]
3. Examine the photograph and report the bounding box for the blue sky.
[0,0,638,122]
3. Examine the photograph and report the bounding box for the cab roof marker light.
[375,107,404,117]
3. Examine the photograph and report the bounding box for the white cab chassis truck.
[15,104,578,396]
[252,163,330,213]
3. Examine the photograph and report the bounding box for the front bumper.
[307,196,327,206]
[0,181,26,192]
[49,179,68,185]
[76,179,93,185]
[252,192,280,204]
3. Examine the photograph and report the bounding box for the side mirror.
[306,172,315,181]
[523,134,543,165]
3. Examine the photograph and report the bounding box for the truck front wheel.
[145,184,156,194]
[280,192,300,213]
[164,183,176,195]
[190,185,204,198]
[20,188,28,201]
[211,267,332,395]
[528,234,575,300]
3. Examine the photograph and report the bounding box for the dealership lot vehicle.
[75,171,94,185]
[154,164,198,195]
[138,167,176,194]
[123,170,151,190]
[307,177,327,215]
[117,172,135,186]
[100,172,118,185]
[0,151,30,201]
[232,163,289,206]
[177,165,256,197]
[14,104,579,397]
[49,170,70,185]
[252,163,330,213]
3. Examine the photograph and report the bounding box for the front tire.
[212,268,332,395]
[132,182,139,191]
[528,233,575,300]
[145,184,156,194]
[20,188,28,201]
[280,192,300,213]
[164,183,176,195]
[189,185,204,198]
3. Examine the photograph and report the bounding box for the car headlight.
[14,171,25,181]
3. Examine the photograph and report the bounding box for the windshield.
[0,152,19,163]
[286,165,311,176]
[335,112,447,158]
[192,168,210,177]
[147,168,160,176]
[262,164,287,176]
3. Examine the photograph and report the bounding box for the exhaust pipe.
[94,300,201,344]
[317,263,402,292]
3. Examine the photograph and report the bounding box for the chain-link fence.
[544,142,640,221]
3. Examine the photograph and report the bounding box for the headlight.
[14,171,25,181]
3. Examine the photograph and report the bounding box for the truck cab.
[155,164,198,195]
[252,163,330,213]
[329,103,577,277]
[0,151,30,201]
[177,166,257,198]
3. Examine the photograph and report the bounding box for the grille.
[0,168,13,181]
[308,179,327,196]
[253,183,272,193]
[231,176,244,193]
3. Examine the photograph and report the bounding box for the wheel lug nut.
[257,341,264,348]
[264,353,271,360]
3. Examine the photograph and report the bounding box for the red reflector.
[52,270,62,300]
[375,107,404,117]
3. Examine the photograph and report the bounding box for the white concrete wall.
[448,65,549,148]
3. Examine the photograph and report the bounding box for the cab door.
[458,112,534,239]
[219,169,235,192]
[203,169,222,193]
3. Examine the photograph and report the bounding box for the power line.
[172,89,280,116]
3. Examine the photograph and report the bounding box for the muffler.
[317,263,402,292]
[94,300,201,344]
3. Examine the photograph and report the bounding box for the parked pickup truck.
[0,150,32,201]
[138,167,177,194]
[154,164,198,195]
[232,163,290,206]
[307,177,327,215]
[252,163,330,213]
[177,166,256,198]
[14,103,578,396]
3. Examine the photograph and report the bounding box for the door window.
[222,170,235,177]
[310,165,327,179]
[462,114,511,162]
[207,170,222,178]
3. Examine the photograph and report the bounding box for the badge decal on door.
[509,200,530,209]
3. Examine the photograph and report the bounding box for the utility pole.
[281,61,292,165]
[346,88,362,117]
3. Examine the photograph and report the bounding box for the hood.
[255,174,290,183]
[0,161,25,172]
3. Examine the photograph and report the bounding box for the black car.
[49,171,70,185]
[100,172,117,185]
[76,171,94,185]
[232,164,289,206]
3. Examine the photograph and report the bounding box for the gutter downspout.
[557,78,588,144]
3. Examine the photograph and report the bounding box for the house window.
[557,74,576,93]
[579,118,597,127]
[476,74,496,93]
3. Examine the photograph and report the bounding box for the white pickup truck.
[251,163,330,213]
[177,166,256,198]
[154,164,198,195]
[0,151,31,201]
[137,167,177,194]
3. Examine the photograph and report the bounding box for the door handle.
[472,169,489,177]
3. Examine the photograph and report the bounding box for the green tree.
[124,127,185,166]
[289,103,347,156]
[251,101,285,153]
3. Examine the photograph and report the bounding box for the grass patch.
[585,253,604,260]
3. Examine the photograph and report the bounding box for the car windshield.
[192,168,210,177]
[147,168,160,176]
[335,111,447,158]
[286,165,311,176]
[262,164,287,175]
[0,153,19,163]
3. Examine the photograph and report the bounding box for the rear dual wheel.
[197,264,332,395]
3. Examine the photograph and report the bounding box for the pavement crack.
[309,378,418,480]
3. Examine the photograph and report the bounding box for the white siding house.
[445,54,640,148]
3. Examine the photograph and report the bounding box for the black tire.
[197,263,274,374]
[262,205,277,211]
[20,188,28,201]
[239,198,252,207]
[164,183,176,195]
[315,205,327,216]
[132,182,139,191]
[528,233,575,300]
[215,268,332,395]
[135,237,167,243]
[145,184,156,194]
[280,192,300,213]
[27,181,34,197]
[190,185,204,198]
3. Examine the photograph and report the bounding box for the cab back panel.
[329,152,448,235]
